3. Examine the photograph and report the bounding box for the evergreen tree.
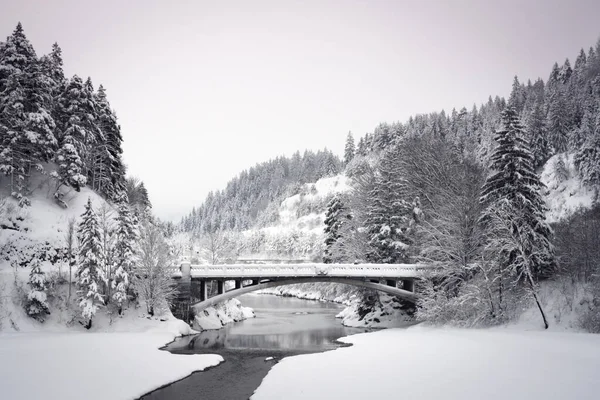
[526,101,551,169]
[0,23,57,203]
[55,75,99,191]
[480,107,556,279]
[26,258,50,322]
[76,197,105,329]
[92,85,126,200]
[574,102,600,188]
[546,90,569,154]
[365,146,414,263]
[344,131,355,166]
[112,200,137,314]
[323,195,351,263]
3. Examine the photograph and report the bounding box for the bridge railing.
[173,263,433,279]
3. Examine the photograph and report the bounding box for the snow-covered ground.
[0,317,222,400]
[541,152,595,223]
[252,326,600,400]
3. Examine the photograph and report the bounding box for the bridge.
[171,262,433,320]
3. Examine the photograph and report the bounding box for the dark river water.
[139,294,367,400]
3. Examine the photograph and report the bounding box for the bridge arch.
[190,277,419,312]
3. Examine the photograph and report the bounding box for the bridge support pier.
[251,279,259,286]
[403,279,415,292]
[386,279,396,288]
[235,279,242,289]
[217,280,225,295]
[200,280,208,301]
[370,279,380,284]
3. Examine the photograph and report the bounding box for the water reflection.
[166,294,366,353]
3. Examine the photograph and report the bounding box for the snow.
[263,174,350,235]
[0,319,223,400]
[193,298,255,331]
[252,326,600,400]
[541,153,594,223]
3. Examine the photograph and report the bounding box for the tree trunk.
[527,273,549,329]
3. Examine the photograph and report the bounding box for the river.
[140,293,367,400]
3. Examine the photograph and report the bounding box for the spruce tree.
[323,195,351,263]
[55,75,98,191]
[26,258,50,322]
[76,197,105,329]
[112,200,137,314]
[365,146,414,263]
[0,23,57,203]
[480,107,556,279]
[526,101,551,169]
[574,105,600,188]
[92,85,126,200]
[344,132,355,166]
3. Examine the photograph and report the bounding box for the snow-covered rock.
[193,298,255,331]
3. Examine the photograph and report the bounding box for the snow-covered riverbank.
[0,317,222,400]
[252,326,600,400]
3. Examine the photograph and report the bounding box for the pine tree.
[480,107,556,280]
[546,90,569,154]
[365,146,414,263]
[55,75,101,191]
[76,197,105,329]
[574,104,600,188]
[112,200,137,314]
[323,195,351,263]
[92,85,126,200]
[526,101,551,169]
[344,132,355,166]
[26,258,50,322]
[0,23,57,203]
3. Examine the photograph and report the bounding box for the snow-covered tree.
[112,200,137,314]
[323,194,351,263]
[132,221,177,316]
[90,85,126,200]
[76,197,105,329]
[365,146,414,263]
[26,258,50,322]
[0,23,57,203]
[480,107,556,280]
[344,131,355,166]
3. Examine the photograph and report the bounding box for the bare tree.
[64,217,77,304]
[201,229,236,264]
[132,221,177,316]
[97,203,116,302]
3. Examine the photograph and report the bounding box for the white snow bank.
[193,298,255,331]
[0,322,223,400]
[336,293,413,328]
[541,153,594,223]
[252,326,600,400]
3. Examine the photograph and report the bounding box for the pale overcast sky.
[2,0,600,220]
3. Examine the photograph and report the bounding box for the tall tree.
[76,197,105,329]
[0,23,57,203]
[26,258,50,322]
[480,107,556,280]
[344,131,355,166]
[323,194,351,263]
[112,200,137,314]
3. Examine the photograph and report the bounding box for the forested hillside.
[0,23,167,332]
[180,149,341,232]
[179,36,600,331]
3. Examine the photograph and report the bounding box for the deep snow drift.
[252,326,600,400]
[0,318,222,400]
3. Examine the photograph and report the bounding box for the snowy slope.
[540,153,595,223]
[262,174,350,235]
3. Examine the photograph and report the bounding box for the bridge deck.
[173,263,432,279]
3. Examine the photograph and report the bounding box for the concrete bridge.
[171,262,432,320]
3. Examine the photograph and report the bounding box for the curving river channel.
[140,293,368,400]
